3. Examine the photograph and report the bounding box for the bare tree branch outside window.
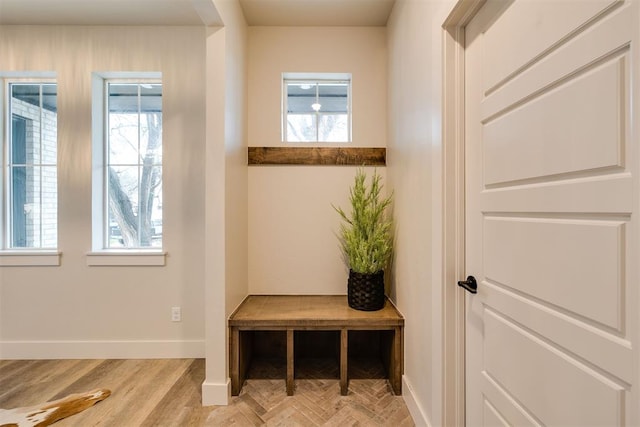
[107,83,162,248]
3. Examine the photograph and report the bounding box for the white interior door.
[464,0,639,425]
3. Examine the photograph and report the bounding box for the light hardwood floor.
[0,358,414,426]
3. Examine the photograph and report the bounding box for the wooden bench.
[228,295,404,396]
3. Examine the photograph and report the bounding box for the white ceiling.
[0,0,395,27]
[0,0,222,26]
[239,0,395,26]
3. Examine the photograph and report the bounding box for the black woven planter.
[348,269,385,311]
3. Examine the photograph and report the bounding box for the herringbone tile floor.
[0,358,414,426]
[207,358,415,426]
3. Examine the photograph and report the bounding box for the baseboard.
[0,340,205,359]
[201,378,231,406]
[402,375,432,427]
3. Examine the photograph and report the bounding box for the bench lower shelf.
[228,295,404,396]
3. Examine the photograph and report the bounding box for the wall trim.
[0,251,61,267]
[248,147,385,166]
[86,251,167,266]
[202,379,231,406]
[0,340,205,359]
[402,375,432,427]
[441,0,485,425]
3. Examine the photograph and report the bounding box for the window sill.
[0,251,61,266]
[86,251,166,266]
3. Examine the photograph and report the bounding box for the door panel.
[483,399,510,427]
[482,0,619,92]
[481,175,633,213]
[481,5,632,122]
[482,373,539,427]
[484,310,624,425]
[465,0,637,425]
[483,281,633,384]
[484,217,623,329]
[483,56,624,186]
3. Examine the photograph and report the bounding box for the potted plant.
[334,168,393,311]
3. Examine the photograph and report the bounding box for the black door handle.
[458,276,477,294]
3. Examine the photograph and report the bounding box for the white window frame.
[88,72,165,267]
[282,72,352,143]
[0,74,60,266]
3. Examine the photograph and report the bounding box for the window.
[103,81,162,249]
[283,74,351,142]
[5,81,58,249]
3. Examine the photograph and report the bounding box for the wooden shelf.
[248,147,386,166]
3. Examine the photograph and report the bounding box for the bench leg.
[230,328,253,396]
[340,328,348,395]
[390,326,403,395]
[287,329,294,396]
[230,328,240,395]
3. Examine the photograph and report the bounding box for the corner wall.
[387,0,456,425]
[203,0,248,406]
[247,27,388,295]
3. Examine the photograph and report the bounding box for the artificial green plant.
[333,168,393,274]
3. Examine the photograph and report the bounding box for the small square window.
[283,74,351,142]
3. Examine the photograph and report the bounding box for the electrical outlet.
[171,306,181,322]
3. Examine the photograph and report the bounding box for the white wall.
[0,3,467,418]
[387,0,456,425]
[221,4,248,323]
[247,27,388,295]
[203,0,248,406]
[0,26,208,358]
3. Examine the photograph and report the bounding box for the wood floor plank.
[0,359,414,426]
[236,393,268,417]
[235,399,266,426]
[0,360,104,409]
[105,359,193,426]
[0,360,51,407]
[290,395,331,424]
[52,363,132,425]
[0,359,35,380]
[140,359,206,427]
[50,359,126,399]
